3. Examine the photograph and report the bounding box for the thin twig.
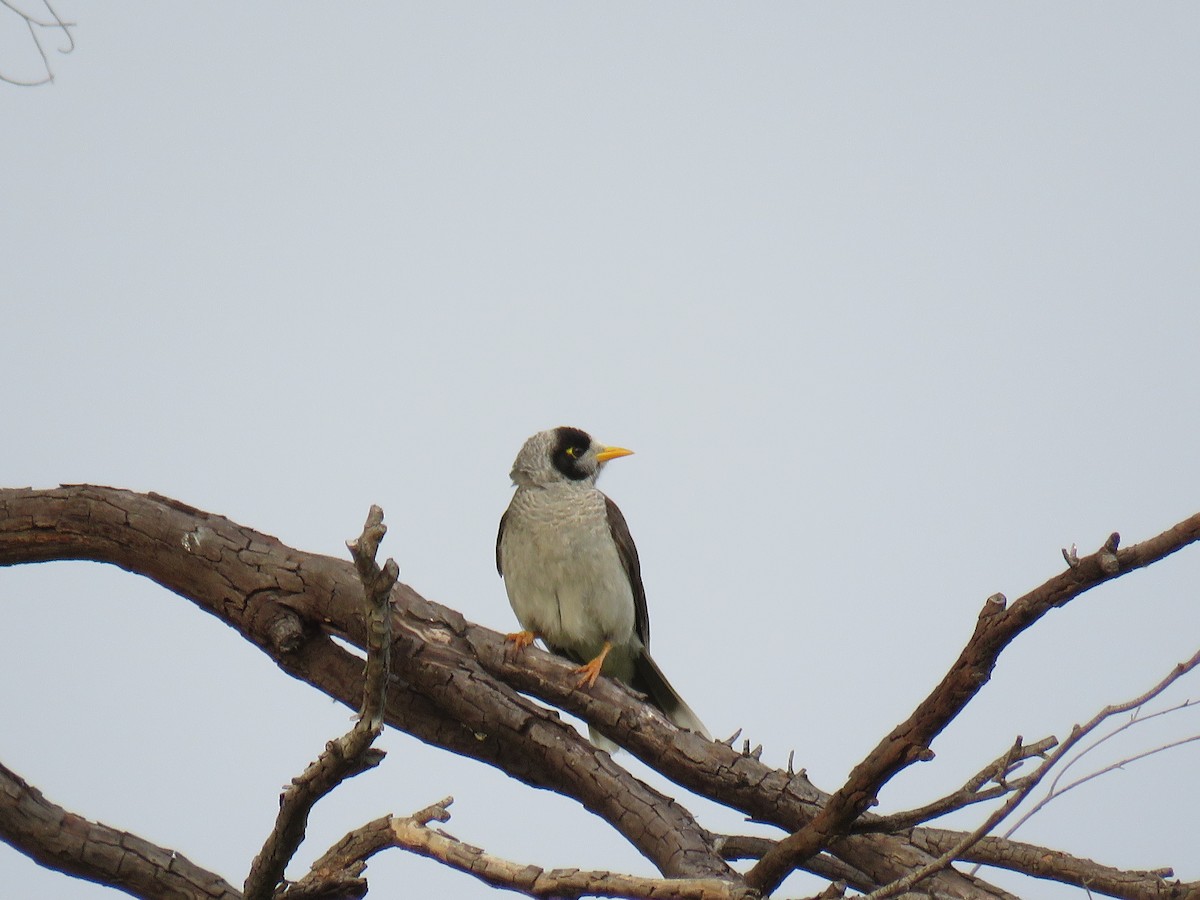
[744,527,1199,895]
[856,735,1057,833]
[864,647,1200,899]
[0,0,76,86]
[999,698,1200,843]
[347,505,397,728]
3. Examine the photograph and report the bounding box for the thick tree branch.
[0,485,1007,895]
[469,621,1011,896]
[4,486,1198,898]
[0,486,732,885]
[915,829,1198,900]
[0,760,239,900]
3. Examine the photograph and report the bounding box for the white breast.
[500,485,639,664]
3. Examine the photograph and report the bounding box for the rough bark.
[0,761,239,900]
[3,486,1198,898]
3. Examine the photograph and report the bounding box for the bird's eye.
[565,446,580,458]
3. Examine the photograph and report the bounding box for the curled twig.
[0,0,76,86]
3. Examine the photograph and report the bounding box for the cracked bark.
[2,486,1198,898]
[0,761,239,899]
[1,485,730,887]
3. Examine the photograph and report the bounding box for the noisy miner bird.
[496,426,709,748]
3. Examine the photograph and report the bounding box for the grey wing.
[496,509,509,576]
[604,494,649,647]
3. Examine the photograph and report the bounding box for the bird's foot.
[574,641,613,689]
[505,630,538,651]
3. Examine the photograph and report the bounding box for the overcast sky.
[3,4,1199,898]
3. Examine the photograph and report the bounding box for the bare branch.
[6,487,1199,898]
[714,835,873,893]
[864,647,1200,899]
[381,797,756,900]
[289,815,399,897]
[0,0,76,86]
[0,761,239,900]
[745,521,1200,895]
[856,736,1058,833]
[914,829,1196,900]
[0,486,741,885]
[346,504,398,729]
[1000,699,1200,843]
[293,798,755,900]
[242,507,397,900]
[471,622,1015,895]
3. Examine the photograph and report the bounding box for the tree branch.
[745,523,1200,895]
[4,486,1199,898]
[0,760,239,900]
[242,507,397,900]
[865,648,1200,899]
[0,0,76,85]
[469,617,1010,896]
[386,797,755,899]
[914,829,1198,900]
[1000,699,1200,844]
[292,797,757,900]
[0,486,732,885]
[854,736,1058,833]
[715,835,873,892]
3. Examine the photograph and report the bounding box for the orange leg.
[506,630,538,651]
[574,641,613,689]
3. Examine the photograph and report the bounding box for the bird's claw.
[573,641,612,689]
[506,630,537,651]
[574,658,604,688]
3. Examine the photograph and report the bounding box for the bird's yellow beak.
[595,445,634,463]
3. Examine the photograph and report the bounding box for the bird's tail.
[633,651,710,740]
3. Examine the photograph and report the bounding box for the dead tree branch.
[745,526,1200,895]
[294,796,760,900]
[915,829,1196,900]
[855,736,1058,833]
[242,507,397,900]
[0,760,239,900]
[1001,699,1200,843]
[0,0,75,86]
[3,486,1200,898]
[865,648,1200,898]
[381,797,757,900]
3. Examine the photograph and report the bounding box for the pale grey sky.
[3,4,1199,897]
